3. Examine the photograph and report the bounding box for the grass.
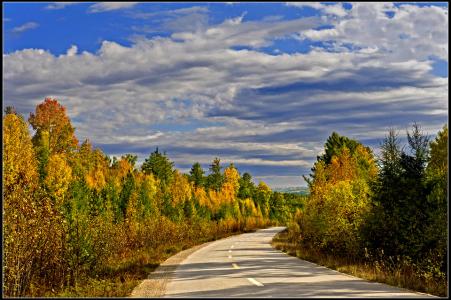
[44,226,261,297]
[271,230,447,297]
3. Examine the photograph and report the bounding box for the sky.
[2,2,449,188]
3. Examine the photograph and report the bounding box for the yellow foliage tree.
[3,113,39,193]
[194,186,211,209]
[111,158,134,190]
[208,189,222,212]
[222,164,240,203]
[169,170,192,206]
[45,154,73,206]
[303,143,377,255]
[3,112,57,296]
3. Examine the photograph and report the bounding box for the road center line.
[247,277,264,286]
[232,263,240,269]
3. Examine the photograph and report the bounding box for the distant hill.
[273,186,309,195]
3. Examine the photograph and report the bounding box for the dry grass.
[45,224,258,297]
[271,230,447,297]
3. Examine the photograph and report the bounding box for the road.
[162,227,434,298]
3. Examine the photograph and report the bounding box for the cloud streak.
[45,2,79,10]
[11,22,39,33]
[88,2,139,13]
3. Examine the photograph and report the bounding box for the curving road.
[161,227,434,298]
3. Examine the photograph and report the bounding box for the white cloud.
[4,5,448,188]
[65,45,78,57]
[11,22,39,33]
[298,2,448,61]
[287,2,348,17]
[88,2,139,13]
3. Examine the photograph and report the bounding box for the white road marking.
[228,255,232,259]
[232,263,240,269]
[228,249,232,253]
[247,278,264,286]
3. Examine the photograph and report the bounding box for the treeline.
[3,98,304,297]
[287,124,448,295]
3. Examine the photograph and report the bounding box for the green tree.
[365,124,431,260]
[206,157,223,192]
[189,162,205,187]
[141,148,174,185]
[238,172,255,199]
[424,125,448,275]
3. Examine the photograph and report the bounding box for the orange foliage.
[29,97,78,154]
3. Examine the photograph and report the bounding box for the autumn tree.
[222,163,240,202]
[122,153,138,169]
[3,112,62,296]
[44,154,73,207]
[29,97,78,154]
[301,133,377,255]
[28,98,78,181]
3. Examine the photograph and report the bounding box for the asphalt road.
[163,227,434,298]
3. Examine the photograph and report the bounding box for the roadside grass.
[45,225,262,297]
[271,230,447,297]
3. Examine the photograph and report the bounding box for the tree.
[122,154,138,169]
[305,132,365,185]
[3,113,43,296]
[3,113,39,194]
[29,97,78,155]
[44,154,73,207]
[222,163,240,202]
[170,170,192,206]
[302,132,377,256]
[256,181,272,217]
[141,148,174,185]
[365,124,432,260]
[318,132,360,165]
[189,162,205,188]
[4,105,16,115]
[206,157,223,192]
[424,125,448,275]
[238,172,255,199]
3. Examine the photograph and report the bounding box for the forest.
[274,124,448,296]
[3,98,305,297]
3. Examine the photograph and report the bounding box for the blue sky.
[3,2,448,188]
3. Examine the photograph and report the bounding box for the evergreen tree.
[141,148,174,185]
[238,172,255,199]
[189,162,205,187]
[206,157,223,192]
